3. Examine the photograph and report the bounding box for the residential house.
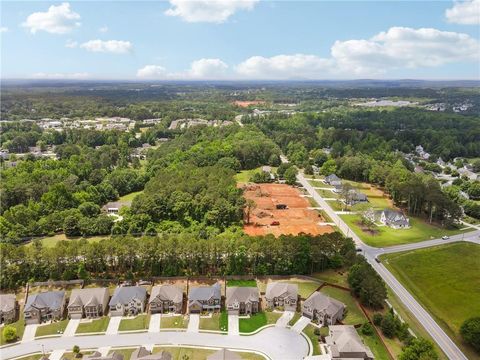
[226,287,259,315]
[0,294,17,324]
[265,282,298,311]
[149,285,183,314]
[67,288,109,319]
[109,286,147,316]
[345,190,368,205]
[325,174,342,186]
[302,292,345,326]
[131,347,172,360]
[333,183,343,194]
[102,201,130,214]
[207,349,241,360]
[83,352,124,360]
[24,291,66,324]
[365,208,410,229]
[188,283,221,313]
[325,325,374,359]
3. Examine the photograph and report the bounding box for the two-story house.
[109,286,147,316]
[188,283,221,313]
[226,287,259,315]
[302,292,346,326]
[24,291,66,324]
[67,288,110,319]
[149,285,183,314]
[265,282,298,311]
[0,294,17,324]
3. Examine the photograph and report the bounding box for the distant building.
[325,174,342,186]
[345,190,368,205]
[325,325,374,359]
[131,347,171,360]
[102,201,130,214]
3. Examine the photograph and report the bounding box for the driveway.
[21,324,38,342]
[187,314,200,333]
[228,314,239,336]
[275,311,294,327]
[2,327,309,360]
[105,316,121,335]
[291,316,311,333]
[63,319,80,337]
[49,349,65,360]
[148,314,161,333]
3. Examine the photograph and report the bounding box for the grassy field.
[303,324,321,355]
[226,279,257,287]
[312,269,349,287]
[118,315,150,331]
[238,311,282,333]
[320,286,367,325]
[76,317,110,334]
[341,214,471,247]
[160,315,189,329]
[199,312,227,331]
[118,190,143,202]
[234,166,276,183]
[0,315,26,344]
[35,319,69,337]
[283,280,320,299]
[382,242,480,359]
[25,234,107,248]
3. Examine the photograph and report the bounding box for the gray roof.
[131,347,172,360]
[265,282,298,299]
[25,291,65,312]
[383,209,409,226]
[326,325,374,359]
[109,286,147,306]
[303,292,345,317]
[207,349,241,360]
[347,190,368,202]
[188,283,221,302]
[83,351,124,360]
[150,285,183,304]
[0,294,16,312]
[326,174,341,183]
[226,287,259,307]
[68,288,108,308]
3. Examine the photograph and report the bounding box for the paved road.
[297,172,476,360]
[1,327,309,360]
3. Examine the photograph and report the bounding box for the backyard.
[320,285,367,325]
[381,242,480,359]
[226,279,257,287]
[76,317,110,334]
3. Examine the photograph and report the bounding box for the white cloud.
[446,0,480,25]
[331,27,480,74]
[99,26,108,33]
[165,0,258,23]
[65,39,78,48]
[80,39,133,54]
[236,54,333,79]
[0,27,8,33]
[32,72,90,79]
[22,2,80,34]
[136,65,168,78]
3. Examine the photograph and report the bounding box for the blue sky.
[1,0,479,80]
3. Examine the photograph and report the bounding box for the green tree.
[460,317,480,352]
[2,326,17,342]
[284,166,298,185]
[320,159,337,176]
[64,215,81,237]
[380,312,397,338]
[399,338,438,360]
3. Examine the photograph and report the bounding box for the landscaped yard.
[381,242,480,359]
[118,314,150,331]
[283,279,320,299]
[226,279,257,287]
[76,317,110,334]
[198,311,228,331]
[320,286,367,325]
[312,269,349,287]
[0,315,26,344]
[35,319,69,337]
[326,200,345,211]
[359,329,392,360]
[238,311,282,333]
[315,188,338,198]
[118,190,143,202]
[341,214,471,247]
[160,315,189,329]
[303,324,321,355]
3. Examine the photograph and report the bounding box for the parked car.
[442,235,449,240]
[375,257,381,263]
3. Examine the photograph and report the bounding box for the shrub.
[460,317,480,352]
[2,326,17,342]
[381,313,397,338]
[373,313,383,326]
[361,322,374,336]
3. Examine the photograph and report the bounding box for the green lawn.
[341,214,471,247]
[326,200,346,211]
[61,352,94,360]
[303,324,321,355]
[160,315,189,329]
[238,311,281,333]
[382,242,480,359]
[153,347,215,360]
[283,280,320,299]
[359,330,392,360]
[118,190,143,202]
[234,166,276,183]
[35,319,69,337]
[312,269,349,287]
[199,312,227,332]
[108,348,136,360]
[25,234,107,248]
[315,189,338,198]
[76,317,110,334]
[226,279,257,287]
[288,312,302,326]
[0,315,25,344]
[118,314,150,331]
[320,286,367,325]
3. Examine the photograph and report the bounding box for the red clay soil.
[242,183,334,237]
[233,100,266,108]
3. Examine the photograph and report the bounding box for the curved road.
[2,327,309,360]
[297,171,479,360]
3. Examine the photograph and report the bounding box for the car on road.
[375,257,381,263]
[356,248,362,252]
[442,235,449,240]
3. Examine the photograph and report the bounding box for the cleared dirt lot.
[242,183,334,237]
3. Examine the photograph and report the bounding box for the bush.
[361,322,374,336]
[373,313,383,326]
[381,313,397,338]
[314,328,321,336]
[2,325,17,342]
[399,338,438,360]
[460,317,480,352]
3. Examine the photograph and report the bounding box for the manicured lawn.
[13,355,42,360]
[382,242,480,359]
[118,314,150,331]
[160,315,189,329]
[153,347,215,360]
[118,190,143,202]
[238,311,281,333]
[199,312,227,331]
[35,319,69,337]
[0,315,25,344]
[312,269,349,287]
[283,279,320,299]
[341,214,471,247]
[25,234,107,248]
[235,166,276,184]
[76,317,110,334]
[288,312,302,326]
[326,200,346,211]
[359,330,392,360]
[303,324,321,355]
[320,286,367,325]
[226,279,257,287]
